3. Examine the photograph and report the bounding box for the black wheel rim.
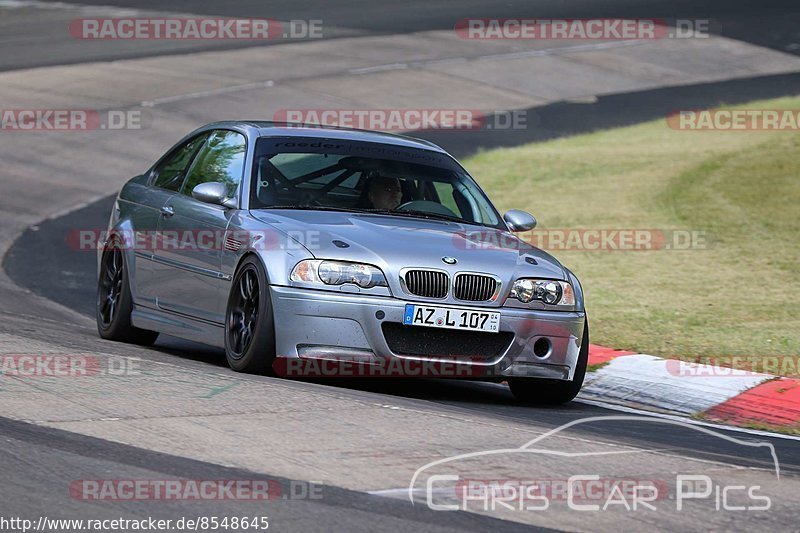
[227,267,260,359]
[98,248,123,327]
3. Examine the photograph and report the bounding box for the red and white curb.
[582,345,800,431]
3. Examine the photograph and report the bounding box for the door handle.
[160,206,174,217]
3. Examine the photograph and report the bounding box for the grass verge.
[463,96,800,375]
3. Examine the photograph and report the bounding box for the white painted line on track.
[348,38,649,75]
[141,80,275,107]
[0,0,197,17]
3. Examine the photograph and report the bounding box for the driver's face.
[368,177,402,210]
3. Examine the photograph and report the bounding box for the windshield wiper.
[258,205,471,225]
[259,205,371,213]
[362,208,465,224]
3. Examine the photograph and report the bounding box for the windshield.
[250,136,504,229]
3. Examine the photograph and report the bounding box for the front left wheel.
[224,256,276,374]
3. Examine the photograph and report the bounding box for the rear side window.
[151,134,208,191]
[181,130,246,198]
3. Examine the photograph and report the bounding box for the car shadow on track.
[151,335,565,410]
[149,335,230,368]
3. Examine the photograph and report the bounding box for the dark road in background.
[0,0,797,71]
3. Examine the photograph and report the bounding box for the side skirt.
[131,305,225,349]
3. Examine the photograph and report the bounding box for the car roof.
[199,120,448,153]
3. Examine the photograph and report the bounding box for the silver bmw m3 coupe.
[96,121,588,404]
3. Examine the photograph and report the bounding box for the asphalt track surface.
[3,1,800,531]
[1,416,548,532]
[1,0,798,71]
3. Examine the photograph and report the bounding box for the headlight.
[290,260,387,289]
[510,279,575,307]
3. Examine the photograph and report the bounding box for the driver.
[365,175,402,210]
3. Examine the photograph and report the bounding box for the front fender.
[221,212,315,289]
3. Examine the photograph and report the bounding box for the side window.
[151,134,208,192]
[182,130,246,198]
[433,181,461,215]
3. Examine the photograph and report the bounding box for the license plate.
[403,304,500,333]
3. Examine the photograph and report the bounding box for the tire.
[509,318,589,405]
[96,242,159,346]
[224,256,276,374]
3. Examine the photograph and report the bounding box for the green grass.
[694,411,800,436]
[463,96,800,375]
[586,361,610,373]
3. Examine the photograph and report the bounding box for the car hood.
[250,209,567,283]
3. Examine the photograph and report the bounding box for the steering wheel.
[396,200,458,218]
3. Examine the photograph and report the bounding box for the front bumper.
[269,285,586,381]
